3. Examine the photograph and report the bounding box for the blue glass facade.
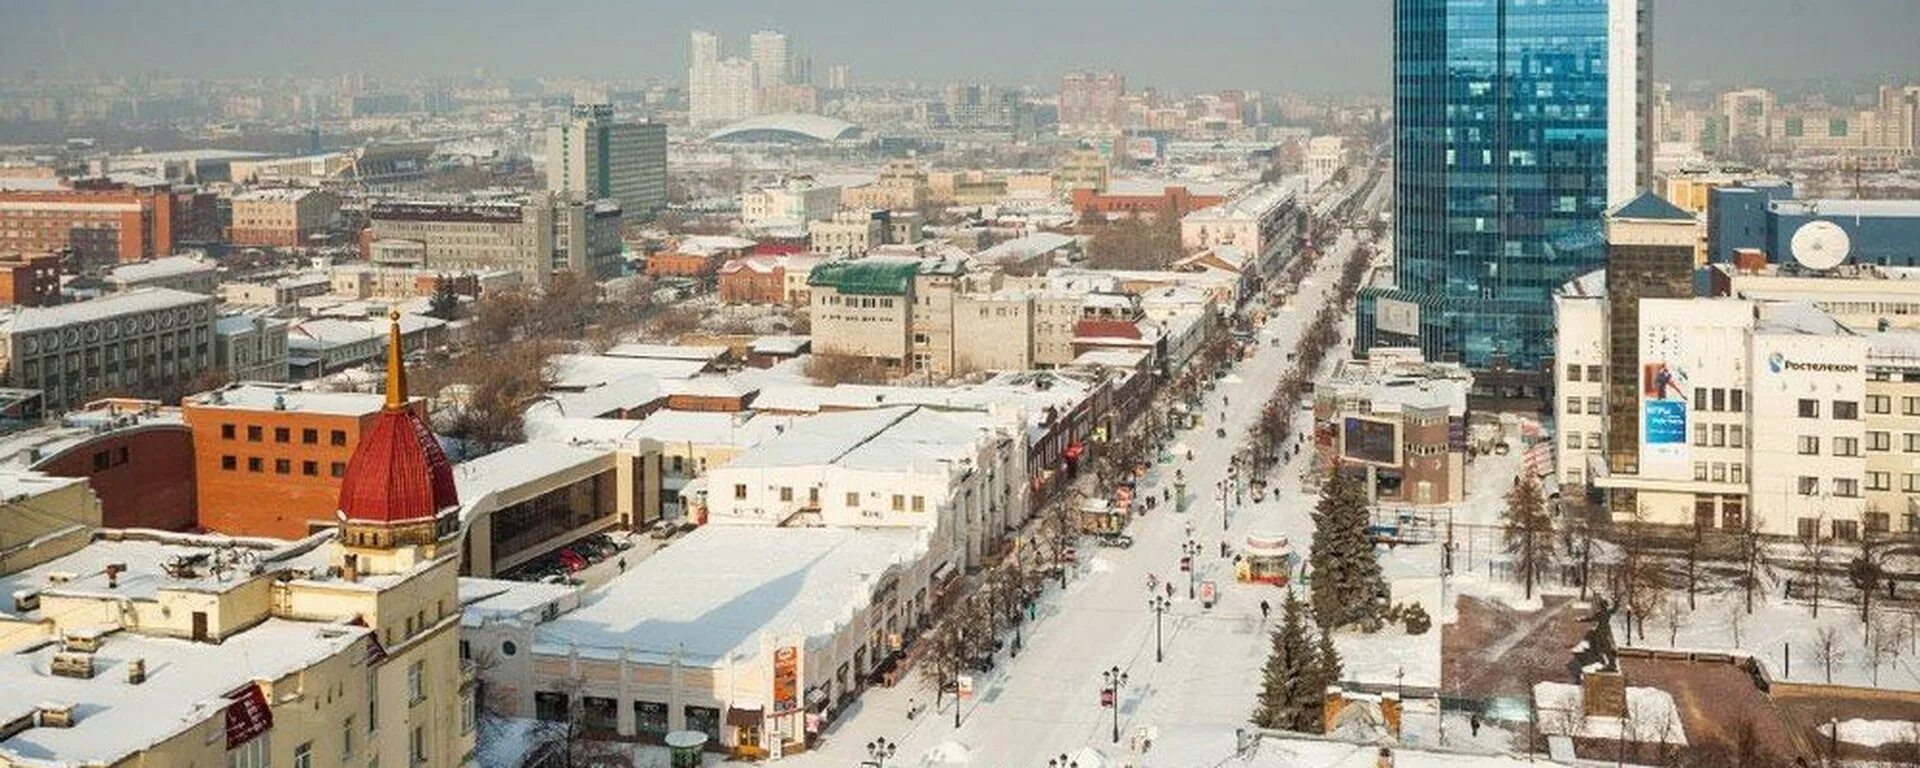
[1359,0,1621,371]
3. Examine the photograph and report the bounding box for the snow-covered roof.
[706,114,863,143]
[1754,301,1852,336]
[0,532,333,616]
[533,526,925,663]
[185,383,388,417]
[0,469,85,502]
[750,335,811,355]
[603,342,727,363]
[726,406,989,474]
[0,619,369,767]
[102,256,214,284]
[288,317,382,347]
[454,443,612,523]
[974,232,1077,264]
[549,354,705,388]
[459,578,580,626]
[3,288,211,334]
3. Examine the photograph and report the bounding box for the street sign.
[1101,688,1114,707]
[957,675,975,700]
[1199,581,1218,607]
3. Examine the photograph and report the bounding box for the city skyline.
[2,0,1917,95]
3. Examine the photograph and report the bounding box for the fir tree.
[1252,590,1316,731]
[1309,469,1385,629]
[1503,473,1555,600]
[1301,626,1346,732]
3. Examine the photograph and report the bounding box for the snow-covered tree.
[1308,469,1384,629]
[1502,473,1554,600]
[1252,590,1319,731]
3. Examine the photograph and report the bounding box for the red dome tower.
[336,311,459,553]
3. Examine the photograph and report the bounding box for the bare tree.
[1725,599,1748,647]
[804,353,894,386]
[1616,505,1658,642]
[1869,612,1907,686]
[530,677,634,768]
[1502,473,1554,600]
[1798,514,1830,619]
[1850,534,1888,625]
[443,340,558,455]
[1663,595,1685,648]
[1810,625,1845,684]
[1735,513,1767,614]
[1684,514,1705,611]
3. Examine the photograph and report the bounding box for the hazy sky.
[2,0,1916,95]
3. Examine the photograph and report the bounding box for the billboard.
[773,647,799,713]
[1341,416,1402,467]
[1376,297,1421,337]
[1639,360,1691,479]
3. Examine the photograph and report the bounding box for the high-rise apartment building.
[1058,71,1126,135]
[1357,0,1653,387]
[545,103,668,221]
[689,31,766,126]
[750,30,791,87]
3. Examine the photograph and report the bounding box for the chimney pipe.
[342,553,359,583]
[127,658,147,684]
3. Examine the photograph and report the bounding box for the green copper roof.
[1611,191,1694,222]
[806,259,919,295]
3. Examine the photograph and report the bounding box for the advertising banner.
[1639,361,1690,479]
[772,647,799,713]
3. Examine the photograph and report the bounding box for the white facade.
[1606,0,1655,205]
[750,30,791,88]
[741,178,841,228]
[1305,136,1348,191]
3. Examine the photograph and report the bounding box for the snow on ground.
[1621,582,1920,691]
[1332,576,1443,689]
[1819,718,1920,748]
[1533,682,1688,745]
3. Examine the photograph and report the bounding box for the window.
[1867,471,1892,491]
[1711,388,1726,411]
[248,457,263,473]
[1833,401,1859,420]
[779,486,793,502]
[1866,512,1891,534]
[1798,436,1820,455]
[226,735,270,768]
[342,717,354,762]
[331,430,348,446]
[1730,425,1745,448]
[303,428,319,444]
[408,727,425,768]
[1833,519,1860,542]
[1711,424,1726,447]
[1798,399,1820,418]
[1695,387,1708,408]
[1867,394,1891,414]
[1730,463,1745,484]
[1722,498,1745,530]
[1834,478,1860,497]
[1869,431,1891,451]
[303,461,318,476]
[1693,462,1709,481]
[1565,397,1580,415]
[331,462,346,478]
[1710,463,1727,482]
[222,455,237,471]
[581,696,619,734]
[1693,424,1707,447]
[1906,433,1920,453]
[1905,396,1920,416]
[1567,433,1581,450]
[274,427,291,443]
[221,423,236,439]
[1798,517,1821,540]
[1797,476,1820,495]
[846,492,859,507]
[1585,397,1601,414]
[406,660,424,704]
[294,742,312,768]
[1565,364,1580,382]
[462,689,475,734]
[275,459,291,474]
[635,701,670,740]
[247,425,263,441]
[1730,389,1745,412]
[1906,474,1920,494]
[733,484,747,500]
[912,495,926,512]
[1584,364,1601,381]
[1834,437,1860,457]
[1587,432,1601,449]
[891,494,905,511]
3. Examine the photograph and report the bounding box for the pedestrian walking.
[1260,599,1271,621]
[1470,713,1481,737]
[1165,582,1174,599]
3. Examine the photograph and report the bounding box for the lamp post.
[1101,666,1129,744]
[866,737,897,768]
[1149,594,1171,663]
[1181,540,1201,599]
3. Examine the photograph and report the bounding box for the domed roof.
[705,114,862,143]
[337,312,458,525]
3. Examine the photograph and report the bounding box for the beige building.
[230,188,341,247]
[369,194,616,286]
[214,313,291,382]
[102,255,219,295]
[741,177,840,228]
[808,210,888,256]
[1055,149,1110,193]
[953,291,1034,371]
[0,288,217,412]
[0,341,473,768]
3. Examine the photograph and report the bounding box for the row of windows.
[1694,423,1748,449]
[1564,396,1602,415]
[1797,399,1858,419]
[221,455,346,477]
[1564,363,1604,382]
[220,423,350,446]
[731,483,930,512]
[1862,394,1920,415]
[1695,388,1747,413]
[1795,476,1862,497]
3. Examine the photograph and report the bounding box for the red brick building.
[716,255,785,304]
[15,399,197,531]
[0,178,217,270]
[0,251,63,307]
[1071,184,1227,221]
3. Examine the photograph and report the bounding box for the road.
[785,231,1365,767]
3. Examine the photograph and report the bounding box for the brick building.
[0,177,216,270]
[1070,182,1229,222]
[182,383,417,538]
[716,255,785,304]
[0,252,62,307]
[1,398,197,531]
[228,187,340,247]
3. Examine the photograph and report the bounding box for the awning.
[726,705,763,727]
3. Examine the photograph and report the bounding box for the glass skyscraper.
[1358,0,1652,382]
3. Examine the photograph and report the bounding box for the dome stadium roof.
[706,114,863,144]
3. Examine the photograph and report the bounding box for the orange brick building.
[182,383,422,538]
[1070,184,1226,221]
[716,255,785,304]
[0,251,63,307]
[0,178,217,270]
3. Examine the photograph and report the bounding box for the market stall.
[1235,532,1296,586]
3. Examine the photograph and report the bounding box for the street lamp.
[866,737,898,768]
[1149,594,1171,663]
[1101,666,1129,744]
[1181,540,1202,599]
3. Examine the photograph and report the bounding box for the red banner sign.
[772,647,799,713]
[225,683,273,749]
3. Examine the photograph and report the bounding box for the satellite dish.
[1789,220,1851,271]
